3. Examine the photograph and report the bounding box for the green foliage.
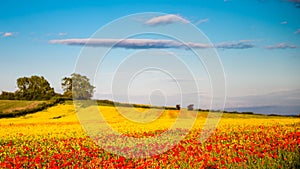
[14,76,55,100]
[61,76,72,98]
[0,76,56,100]
[0,91,15,100]
[62,73,95,100]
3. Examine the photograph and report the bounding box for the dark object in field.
[52,115,62,119]
[187,104,194,111]
[176,104,181,110]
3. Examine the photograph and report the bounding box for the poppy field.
[0,102,299,168]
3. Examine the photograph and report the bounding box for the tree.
[15,76,55,100]
[61,77,72,98]
[62,73,95,100]
[187,104,194,111]
[0,91,15,100]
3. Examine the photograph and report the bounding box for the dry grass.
[0,100,46,114]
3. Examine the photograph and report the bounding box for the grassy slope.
[0,102,298,124]
[0,100,46,114]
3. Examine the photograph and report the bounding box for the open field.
[0,100,63,118]
[0,100,46,114]
[0,102,299,168]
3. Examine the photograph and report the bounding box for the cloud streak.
[49,38,210,49]
[294,29,300,34]
[2,32,15,37]
[195,18,209,25]
[215,40,255,49]
[280,21,288,24]
[264,43,297,49]
[49,38,255,50]
[145,14,189,26]
[58,32,67,36]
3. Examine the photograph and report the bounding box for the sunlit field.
[0,102,299,168]
[0,100,45,114]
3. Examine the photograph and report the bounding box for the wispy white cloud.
[58,32,67,36]
[49,38,209,49]
[294,29,300,34]
[264,43,297,49]
[280,21,288,24]
[145,14,189,26]
[46,32,68,37]
[166,77,207,83]
[2,32,15,37]
[49,38,255,50]
[195,18,209,25]
[152,51,176,55]
[215,40,255,49]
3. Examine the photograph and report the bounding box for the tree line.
[0,73,95,101]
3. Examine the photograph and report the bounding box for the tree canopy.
[0,91,15,100]
[14,76,56,100]
[62,73,95,100]
[0,74,95,101]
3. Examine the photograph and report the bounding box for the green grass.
[0,99,64,118]
[0,100,46,114]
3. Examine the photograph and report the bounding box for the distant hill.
[225,105,300,116]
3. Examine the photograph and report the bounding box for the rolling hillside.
[0,100,46,114]
[0,99,62,118]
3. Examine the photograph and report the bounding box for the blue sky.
[0,0,300,113]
